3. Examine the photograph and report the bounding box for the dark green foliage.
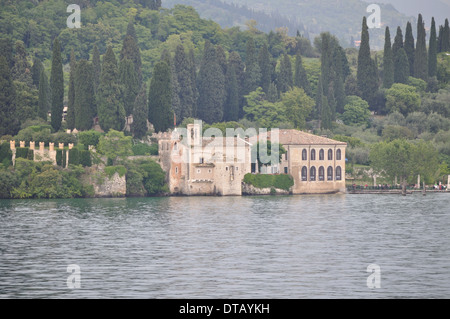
[0,56,19,137]
[440,19,450,53]
[197,42,226,124]
[16,147,30,160]
[132,83,149,139]
[38,69,50,122]
[68,148,80,166]
[224,65,240,122]
[66,50,76,130]
[78,130,102,149]
[125,159,168,197]
[267,82,279,102]
[394,48,410,84]
[148,61,173,132]
[119,58,139,116]
[383,27,394,89]
[429,18,438,78]
[357,17,378,107]
[12,40,32,87]
[132,142,157,156]
[414,14,428,81]
[80,150,92,167]
[258,43,272,93]
[31,57,44,89]
[74,60,96,131]
[0,170,19,199]
[120,22,142,86]
[243,173,294,191]
[404,22,415,77]
[97,46,125,132]
[174,44,196,121]
[277,53,293,94]
[50,38,64,132]
[0,38,13,69]
[294,51,312,96]
[244,38,261,96]
[0,142,13,168]
[227,51,245,116]
[56,149,63,167]
[392,26,404,58]
[92,45,101,95]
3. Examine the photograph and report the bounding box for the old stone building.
[158,123,252,196]
[252,129,347,194]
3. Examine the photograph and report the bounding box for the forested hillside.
[1,0,450,188]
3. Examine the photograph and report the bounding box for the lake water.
[1,193,450,299]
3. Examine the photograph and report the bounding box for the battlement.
[9,141,75,151]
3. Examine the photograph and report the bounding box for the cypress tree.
[258,43,272,93]
[148,61,173,133]
[394,48,410,84]
[267,82,279,103]
[327,83,336,122]
[224,65,240,122]
[442,19,450,52]
[188,48,198,117]
[120,22,142,86]
[392,26,404,57]
[174,44,195,122]
[197,42,226,124]
[0,56,19,136]
[315,76,324,122]
[438,25,444,53]
[12,40,32,87]
[383,26,394,88]
[244,38,261,95]
[66,49,76,130]
[294,51,312,96]
[162,52,181,124]
[404,22,415,77]
[277,53,293,94]
[216,45,227,75]
[38,69,49,121]
[429,17,438,77]
[227,51,245,117]
[119,58,139,117]
[357,17,378,106]
[97,46,125,132]
[92,44,101,95]
[50,38,64,132]
[31,57,43,89]
[414,14,428,81]
[74,60,96,131]
[132,83,148,139]
[245,38,257,69]
[321,95,332,130]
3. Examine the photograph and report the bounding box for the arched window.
[336,149,342,161]
[302,149,307,161]
[311,149,316,161]
[319,149,324,160]
[328,149,333,161]
[310,167,316,181]
[302,166,308,181]
[327,166,333,181]
[319,166,325,181]
[336,166,342,181]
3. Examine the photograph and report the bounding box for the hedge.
[56,149,67,168]
[243,173,294,191]
[68,148,80,165]
[80,150,92,167]
[16,147,33,160]
[0,143,13,167]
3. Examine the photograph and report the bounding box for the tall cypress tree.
[357,17,378,106]
[227,51,245,117]
[294,51,312,96]
[188,48,198,117]
[438,25,444,53]
[97,46,125,132]
[174,44,195,122]
[0,56,19,136]
[277,53,293,94]
[31,57,44,89]
[12,40,32,87]
[92,44,101,95]
[383,27,394,88]
[119,58,139,117]
[74,60,96,131]
[315,76,323,122]
[392,26,404,57]
[414,14,428,81]
[442,19,450,52]
[66,49,76,130]
[394,48,410,84]
[244,38,261,96]
[258,43,272,93]
[429,17,438,77]
[404,22,415,77]
[38,69,49,121]
[120,22,142,86]
[132,83,148,139]
[224,65,240,122]
[197,42,226,124]
[148,61,173,133]
[216,45,227,75]
[50,38,64,132]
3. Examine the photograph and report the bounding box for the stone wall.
[242,183,291,196]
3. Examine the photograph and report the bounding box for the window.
[328,149,333,161]
[336,166,342,181]
[199,157,204,164]
[284,167,288,174]
[285,152,289,161]
[197,169,201,174]
[327,166,333,181]
[235,167,239,171]
[336,149,342,161]
[319,149,324,160]
[311,149,316,161]
[319,166,325,181]
[302,149,307,161]
[310,167,316,181]
[302,166,308,181]
[226,167,229,171]
[175,167,178,174]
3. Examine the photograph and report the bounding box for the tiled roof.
[251,129,347,146]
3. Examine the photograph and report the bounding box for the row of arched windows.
[302,149,342,161]
[301,166,342,182]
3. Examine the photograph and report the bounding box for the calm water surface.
[1,193,450,299]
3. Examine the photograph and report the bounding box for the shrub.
[0,170,19,199]
[104,165,127,178]
[56,149,67,167]
[15,147,29,160]
[0,143,13,168]
[132,142,153,156]
[68,148,80,165]
[78,130,103,150]
[80,150,92,167]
